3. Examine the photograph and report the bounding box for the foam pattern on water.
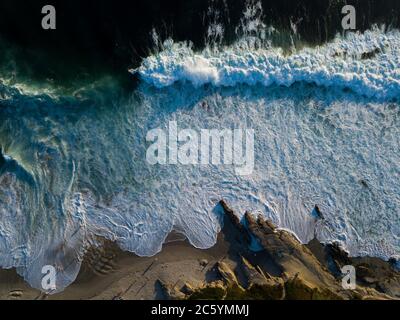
[1,29,400,293]
[136,28,400,100]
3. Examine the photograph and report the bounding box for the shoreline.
[0,200,399,300]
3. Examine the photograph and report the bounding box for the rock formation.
[158,200,399,300]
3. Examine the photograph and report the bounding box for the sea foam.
[1,28,400,293]
[135,28,400,100]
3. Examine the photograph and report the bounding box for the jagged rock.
[357,265,377,284]
[285,274,342,300]
[351,258,400,298]
[312,205,324,219]
[222,203,338,288]
[241,256,269,286]
[216,261,238,286]
[219,200,240,226]
[187,258,286,300]
[243,212,341,291]
[219,200,251,243]
[389,257,399,269]
[240,257,285,299]
[215,200,400,300]
[375,278,400,298]
[325,242,352,269]
[188,281,227,300]
[223,202,351,297]
[181,283,195,295]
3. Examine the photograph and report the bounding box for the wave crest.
[135,28,400,100]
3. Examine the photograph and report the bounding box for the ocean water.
[1,16,400,292]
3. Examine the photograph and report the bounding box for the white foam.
[1,27,400,294]
[2,76,400,293]
[135,28,400,100]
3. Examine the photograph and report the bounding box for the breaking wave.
[1,0,400,293]
[136,27,400,100]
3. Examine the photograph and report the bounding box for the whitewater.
[1,27,400,292]
[137,28,400,100]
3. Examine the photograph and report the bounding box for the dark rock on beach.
[158,200,399,300]
[0,199,398,300]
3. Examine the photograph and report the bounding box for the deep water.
[1,0,400,84]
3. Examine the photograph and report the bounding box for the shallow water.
[1,0,400,290]
[1,71,400,291]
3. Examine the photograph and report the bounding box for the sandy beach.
[0,201,398,300]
